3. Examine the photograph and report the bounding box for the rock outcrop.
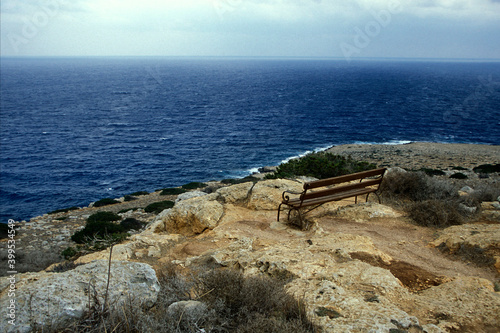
[0,260,159,333]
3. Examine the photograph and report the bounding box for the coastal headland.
[1,142,499,332]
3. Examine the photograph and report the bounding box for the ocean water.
[1,57,499,222]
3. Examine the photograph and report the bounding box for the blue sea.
[1,57,499,222]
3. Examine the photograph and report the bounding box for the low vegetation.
[160,187,187,196]
[380,169,500,228]
[48,206,80,215]
[266,152,376,179]
[182,181,208,190]
[70,212,145,245]
[144,200,175,214]
[38,264,318,333]
[93,198,121,207]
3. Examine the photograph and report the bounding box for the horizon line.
[1,55,500,62]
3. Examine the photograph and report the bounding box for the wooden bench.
[277,168,386,227]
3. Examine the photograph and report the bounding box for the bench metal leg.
[277,203,283,221]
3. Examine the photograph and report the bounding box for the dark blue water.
[1,57,499,222]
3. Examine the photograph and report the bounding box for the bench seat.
[277,168,386,228]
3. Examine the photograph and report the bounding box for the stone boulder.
[332,202,402,222]
[0,260,159,333]
[175,190,207,203]
[157,194,224,235]
[216,182,254,204]
[247,179,303,210]
[429,223,500,273]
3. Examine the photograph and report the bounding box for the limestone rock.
[333,202,402,222]
[175,190,207,203]
[0,260,159,333]
[247,179,303,210]
[159,194,224,235]
[167,300,207,322]
[430,224,500,252]
[413,277,500,331]
[216,181,254,204]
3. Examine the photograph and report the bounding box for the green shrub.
[93,198,120,207]
[71,212,124,244]
[266,152,376,179]
[221,175,259,184]
[419,168,446,177]
[71,221,125,244]
[449,172,468,179]
[61,247,77,260]
[129,191,150,196]
[48,206,79,215]
[182,182,208,189]
[87,211,121,224]
[120,218,144,231]
[145,200,175,214]
[473,164,500,174]
[123,195,137,202]
[160,187,187,196]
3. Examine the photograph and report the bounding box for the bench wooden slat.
[304,168,386,190]
[302,178,382,201]
[299,188,376,207]
[277,168,386,226]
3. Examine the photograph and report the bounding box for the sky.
[1,0,500,59]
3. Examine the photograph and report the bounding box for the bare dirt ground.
[319,214,498,289]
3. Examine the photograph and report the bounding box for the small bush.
[160,187,187,196]
[267,152,376,179]
[93,198,120,207]
[48,206,79,215]
[473,164,500,174]
[129,191,149,196]
[407,200,467,227]
[182,182,208,190]
[71,221,125,244]
[87,211,121,224]
[380,170,457,203]
[71,212,124,244]
[449,172,468,179]
[221,175,259,185]
[419,168,446,177]
[469,183,500,203]
[123,195,137,202]
[120,218,144,231]
[61,247,77,259]
[144,200,175,214]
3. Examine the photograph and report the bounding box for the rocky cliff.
[1,176,499,332]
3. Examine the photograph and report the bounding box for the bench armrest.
[281,190,304,203]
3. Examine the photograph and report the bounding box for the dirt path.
[319,216,498,283]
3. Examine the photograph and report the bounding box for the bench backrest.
[301,168,386,200]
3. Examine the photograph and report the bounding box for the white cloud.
[1,0,499,58]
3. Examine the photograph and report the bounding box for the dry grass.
[36,263,319,333]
